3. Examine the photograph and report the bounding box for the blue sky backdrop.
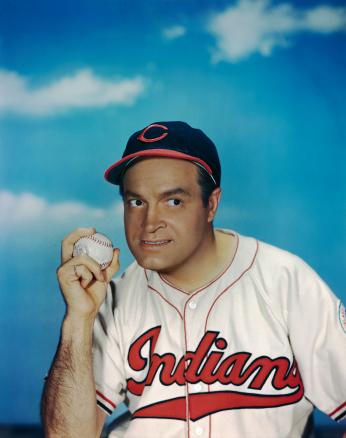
[0,0,345,427]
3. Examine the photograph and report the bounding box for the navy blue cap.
[104,121,221,186]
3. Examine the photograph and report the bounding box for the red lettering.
[198,352,225,384]
[146,353,176,386]
[184,331,219,383]
[126,327,304,401]
[127,326,161,395]
[245,357,290,389]
[216,353,251,385]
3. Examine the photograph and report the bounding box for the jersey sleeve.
[286,257,346,422]
[92,280,126,416]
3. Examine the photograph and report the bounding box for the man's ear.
[207,187,222,223]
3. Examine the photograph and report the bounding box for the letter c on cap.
[137,124,168,143]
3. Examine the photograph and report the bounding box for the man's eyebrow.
[123,190,141,198]
[123,188,192,199]
[160,188,192,198]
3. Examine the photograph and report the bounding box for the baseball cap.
[104,121,221,186]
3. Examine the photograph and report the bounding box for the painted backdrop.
[0,0,345,428]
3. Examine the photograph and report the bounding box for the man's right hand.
[56,227,120,320]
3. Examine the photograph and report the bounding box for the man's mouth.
[141,240,171,246]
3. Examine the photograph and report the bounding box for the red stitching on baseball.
[87,235,112,247]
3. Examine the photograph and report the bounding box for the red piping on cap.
[104,149,213,181]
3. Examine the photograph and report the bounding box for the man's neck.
[159,229,237,294]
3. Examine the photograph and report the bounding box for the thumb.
[104,248,120,283]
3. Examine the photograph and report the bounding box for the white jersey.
[93,229,346,438]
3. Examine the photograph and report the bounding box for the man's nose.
[143,204,166,233]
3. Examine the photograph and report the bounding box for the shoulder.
[258,237,338,308]
[239,233,335,327]
[251,237,319,285]
[256,238,303,270]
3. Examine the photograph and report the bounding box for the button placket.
[184,293,209,437]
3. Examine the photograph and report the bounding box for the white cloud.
[0,190,131,267]
[162,25,187,40]
[0,190,123,230]
[207,0,346,63]
[304,6,346,33]
[0,69,146,116]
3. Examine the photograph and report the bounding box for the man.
[41,122,346,438]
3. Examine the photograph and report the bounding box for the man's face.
[122,157,215,274]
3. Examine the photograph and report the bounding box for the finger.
[61,227,96,264]
[74,265,94,288]
[64,254,104,283]
[104,248,120,283]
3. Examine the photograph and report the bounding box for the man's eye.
[167,199,182,206]
[129,199,143,207]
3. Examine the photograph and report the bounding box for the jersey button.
[188,300,197,310]
[195,383,202,392]
[195,426,203,436]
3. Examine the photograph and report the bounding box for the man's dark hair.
[119,163,217,208]
[195,165,218,208]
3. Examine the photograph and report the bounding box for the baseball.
[73,232,114,270]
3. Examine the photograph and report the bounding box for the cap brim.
[104,149,213,185]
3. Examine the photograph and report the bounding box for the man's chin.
[135,255,169,272]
